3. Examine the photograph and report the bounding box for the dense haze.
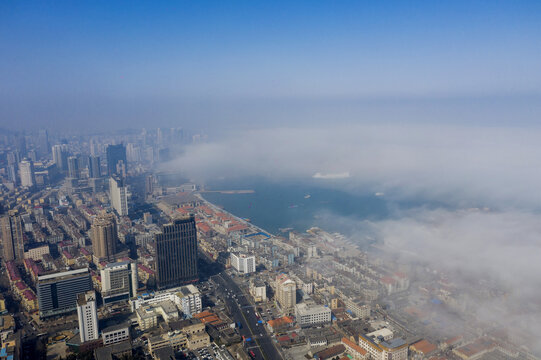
[166,123,541,350]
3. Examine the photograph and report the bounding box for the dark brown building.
[155,215,198,289]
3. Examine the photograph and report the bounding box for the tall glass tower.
[155,215,198,289]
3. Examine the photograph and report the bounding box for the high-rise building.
[77,290,99,343]
[91,211,118,263]
[109,177,129,216]
[230,253,256,274]
[52,144,69,171]
[90,138,98,156]
[100,261,138,304]
[19,159,35,187]
[158,148,170,163]
[288,253,295,265]
[275,273,296,313]
[88,156,101,178]
[6,165,17,184]
[28,150,37,162]
[157,128,167,147]
[52,145,61,168]
[126,143,141,163]
[37,268,93,318]
[6,151,18,166]
[37,129,50,157]
[67,156,79,179]
[17,135,27,157]
[1,212,24,261]
[155,215,198,289]
[171,127,184,144]
[106,144,127,176]
[145,174,154,196]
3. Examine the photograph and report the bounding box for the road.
[211,273,282,360]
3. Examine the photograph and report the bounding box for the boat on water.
[304,194,311,199]
[288,204,299,208]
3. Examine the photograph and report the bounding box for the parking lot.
[186,343,235,360]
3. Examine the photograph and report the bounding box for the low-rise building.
[266,316,294,333]
[343,297,370,319]
[24,244,50,261]
[177,318,209,349]
[0,315,15,341]
[313,344,346,360]
[365,328,393,342]
[136,306,159,331]
[295,303,332,328]
[409,339,438,358]
[358,334,408,360]
[0,295,6,314]
[147,318,209,355]
[452,338,498,360]
[342,337,368,360]
[250,279,267,303]
[101,322,131,346]
[130,285,201,317]
[148,331,187,356]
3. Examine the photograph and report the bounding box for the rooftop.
[342,337,368,356]
[38,267,88,281]
[295,303,331,316]
[101,321,130,334]
[267,316,293,329]
[411,339,438,354]
[314,344,346,360]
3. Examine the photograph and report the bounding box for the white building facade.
[294,303,332,327]
[230,253,256,274]
[358,334,408,360]
[19,159,35,187]
[130,285,201,317]
[102,323,130,345]
[100,261,138,304]
[109,177,129,216]
[77,291,99,343]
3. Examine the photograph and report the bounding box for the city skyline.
[0,1,541,359]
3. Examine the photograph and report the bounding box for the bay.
[201,177,394,236]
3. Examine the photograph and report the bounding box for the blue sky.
[1,1,540,131]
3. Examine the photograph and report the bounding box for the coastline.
[196,192,275,237]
